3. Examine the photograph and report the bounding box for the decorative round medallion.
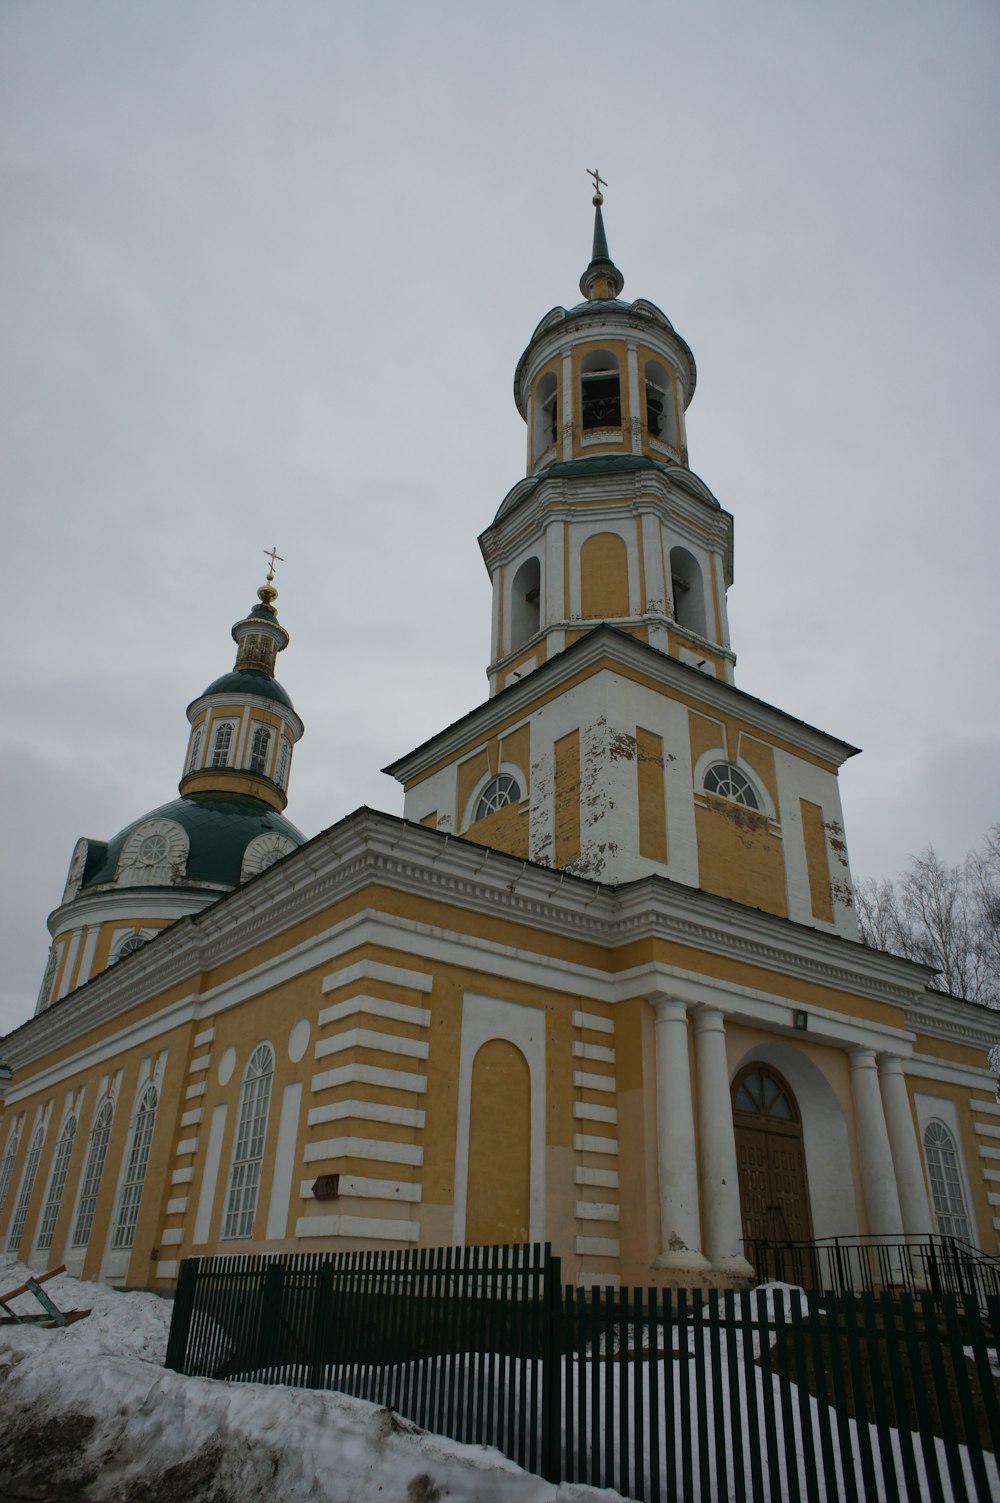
[218,1046,237,1086]
[138,834,169,865]
[288,1018,310,1063]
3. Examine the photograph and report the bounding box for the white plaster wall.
[772,747,857,938]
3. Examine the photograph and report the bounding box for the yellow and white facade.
[1,200,996,1293]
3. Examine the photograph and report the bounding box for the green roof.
[198,669,295,711]
[82,793,305,890]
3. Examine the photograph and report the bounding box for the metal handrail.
[744,1231,1000,1311]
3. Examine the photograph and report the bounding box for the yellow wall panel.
[465,1039,531,1245]
[554,730,581,866]
[636,727,668,863]
[694,801,788,916]
[580,532,629,619]
[800,799,834,922]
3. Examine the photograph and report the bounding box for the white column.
[693,1009,754,1276]
[653,998,708,1269]
[626,341,642,454]
[561,351,574,461]
[879,1054,933,1234]
[850,1048,903,1235]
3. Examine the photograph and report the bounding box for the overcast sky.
[2,1,999,1037]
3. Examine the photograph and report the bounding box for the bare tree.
[855,824,1000,1008]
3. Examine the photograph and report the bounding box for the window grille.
[249,725,271,776]
[222,1044,275,1240]
[703,762,760,810]
[210,722,234,768]
[7,1126,44,1251]
[72,1101,114,1247]
[0,1132,20,1217]
[37,948,58,1010]
[475,774,521,821]
[186,728,202,773]
[37,1115,77,1251]
[112,933,146,964]
[923,1119,972,1241]
[111,1084,158,1250]
[276,738,291,788]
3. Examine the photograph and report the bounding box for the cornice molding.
[904,994,999,1052]
[5,809,949,1076]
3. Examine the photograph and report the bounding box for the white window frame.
[7,1124,45,1252]
[111,1083,158,1251]
[36,1113,77,1252]
[0,1127,21,1221]
[72,1099,114,1248]
[222,1043,275,1241]
[210,720,236,768]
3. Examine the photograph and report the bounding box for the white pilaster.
[879,1055,933,1234]
[653,997,708,1269]
[850,1048,903,1235]
[693,1009,753,1276]
[561,351,573,461]
[626,341,641,455]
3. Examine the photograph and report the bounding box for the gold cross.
[587,167,607,204]
[263,546,284,580]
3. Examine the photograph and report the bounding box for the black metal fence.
[746,1233,1000,1313]
[165,1244,1000,1502]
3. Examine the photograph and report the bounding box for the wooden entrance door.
[732,1065,812,1244]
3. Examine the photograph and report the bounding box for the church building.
[1,191,996,1292]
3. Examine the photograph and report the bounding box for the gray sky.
[3,1,999,1037]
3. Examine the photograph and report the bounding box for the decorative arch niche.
[580,532,629,619]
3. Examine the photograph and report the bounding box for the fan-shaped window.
[117,819,189,886]
[669,545,707,636]
[72,1100,114,1247]
[111,932,147,964]
[111,1082,158,1250]
[923,1120,972,1241]
[240,832,296,882]
[581,349,621,430]
[510,557,541,650]
[37,1114,77,1251]
[7,1125,44,1251]
[248,724,271,776]
[186,728,202,774]
[276,736,291,789]
[223,1044,275,1240]
[0,1131,20,1218]
[704,763,759,810]
[733,1067,796,1121]
[533,372,559,462]
[475,774,521,821]
[210,721,235,768]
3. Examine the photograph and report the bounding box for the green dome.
[81,793,306,891]
[197,669,295,711]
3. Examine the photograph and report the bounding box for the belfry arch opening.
[669,546,707,637]
[645,360,677,448]
[533,373,558,463]
[580,349,621,430]
[510,557,541,649]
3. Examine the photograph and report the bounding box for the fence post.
[164,1257,200,1372]
[309,1260,334,1390]
[540,1245,563,1484]
[254,1260,286,1378]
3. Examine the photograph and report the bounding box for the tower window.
[186,728,202,774]
[580,350,621,430]
[248,724,271,776]
[111,932,147,964]
[210,721,235,768]
[645,360,677,446]
[0,1130,20,1218]
[276,736,291,789]
[223,1043,275,1240]
[475,774,521,821]
[510,557,541,650]
[533,373,559,462]
[111,1082,158,1250]
[669,546,707,637]
[923,1120,972,1241]
[37,947,58,1012]
[703,763,759,810]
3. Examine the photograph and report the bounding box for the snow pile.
[0,1257,624,1503]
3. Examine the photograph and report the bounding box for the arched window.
[276,737,291,789]
[644,360,677,447]
[533,372,558,462]
[923,1120,972,1241]
[111,1082,158,1250]
[510,557,541,649]
[669,545,707,636]
[210,721,234,768]
[111,932,147,964]
[248,724,271,776]
[703,762,760,810]
[37,1114,77,1251]
[222,1044,275,1240]
[72,1100,114,1247]
[0,1130,20,1218]
[186,728,202,774]
[475,774,521,822]
[580,350,621,430]
[7,1125,44,1251]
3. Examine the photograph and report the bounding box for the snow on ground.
[0,1257,625,1503]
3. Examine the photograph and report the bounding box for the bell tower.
[481,179,734,696]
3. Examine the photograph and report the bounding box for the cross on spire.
[263,546,284,582]
[586,167,607,206]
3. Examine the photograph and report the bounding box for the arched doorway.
[732,1064,813,1244]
